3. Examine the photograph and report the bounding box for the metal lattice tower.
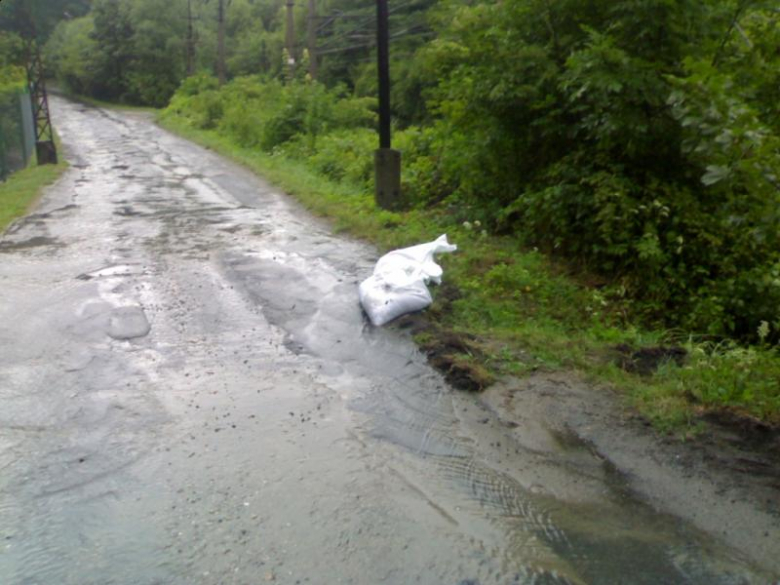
[25,41,57,165]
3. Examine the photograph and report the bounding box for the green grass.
[0,142,67,233]
[157,112,780,432]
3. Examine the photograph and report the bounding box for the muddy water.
[0,98,773,584]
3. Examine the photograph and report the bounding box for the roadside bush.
[177,73,221,97]
[169,88,224,130]
[396,125,454,207]
[0,65,24,90]
[418,0,780,342]
[165,75,377,155]
[219,77,283,147]
[301,128,375,187]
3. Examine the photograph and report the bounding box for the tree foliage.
[414,0,780,340]
[0,0,91,41]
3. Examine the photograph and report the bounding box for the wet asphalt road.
[0,98,774,584]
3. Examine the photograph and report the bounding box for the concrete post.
[375,148,401,210]
[35,141,57,165]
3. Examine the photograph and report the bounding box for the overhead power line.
[315,26,432,55]
[315,0,428,52]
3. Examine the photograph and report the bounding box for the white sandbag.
[359,234,457,326]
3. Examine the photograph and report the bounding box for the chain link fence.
[0,87,35,181]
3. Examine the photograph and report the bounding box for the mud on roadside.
[390,290,780,578]
[480,372,780,577]
[392,282,495,393]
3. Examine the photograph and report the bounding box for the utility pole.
[186,0,195,76]
[217,0,226,85]
[285,0,296,79]
[16,0,56,166]
[26,45,56,164]
[307,0,317,79]
[374,0,400,209]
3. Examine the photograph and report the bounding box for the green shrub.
[417,0,780,342]
[303,128,375,187]
[165,76,377,155]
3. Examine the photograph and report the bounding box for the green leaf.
[701,164,731,186]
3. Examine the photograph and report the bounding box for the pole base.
[35,141,57,165]
[374,148,401,210]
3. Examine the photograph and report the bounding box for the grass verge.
[0,137,68,233]
[157,113,780,434]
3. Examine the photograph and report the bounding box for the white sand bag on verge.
[359,234,457,326]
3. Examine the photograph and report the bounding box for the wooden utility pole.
[374,0,400,209]
[307,0,317,79]
[376,0,391,150]
[285,0,296,78]
[217,0,226,85]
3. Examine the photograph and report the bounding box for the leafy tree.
[88,0,134,99]
[416,0,780,338]
[45,16,99,95]
[0,0,91,41]
[0,31,25,68]
[126,0,187,105]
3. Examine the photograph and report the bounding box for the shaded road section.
[0,98,774,584]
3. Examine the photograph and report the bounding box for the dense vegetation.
[2,0,780,422]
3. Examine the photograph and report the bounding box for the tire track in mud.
[349,379,585,584]
[352,380,764,584]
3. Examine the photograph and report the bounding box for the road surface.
[0,98,775,584]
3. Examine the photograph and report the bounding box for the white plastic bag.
[359,234,457,326]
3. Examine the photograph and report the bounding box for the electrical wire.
[315,0,429,51]
[315,25,433,55]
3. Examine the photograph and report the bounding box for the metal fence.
[0,87,35,181]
